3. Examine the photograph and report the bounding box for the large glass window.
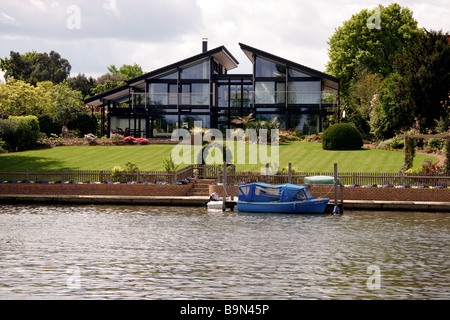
[255,82,275,104]
[192,83,210,105]
[217,84,228,108]
[288,68,311,78]
[148,83,168,105]
[148,83,178,106]
[153,114,178,137]
[181,83,209,106]
[255,82,285,104]
[255,57,286,78]
[289,111,319,134]
[180,59,210,79]
[158,71,177,80]
[288,81,321,104]
[181,111,210,129]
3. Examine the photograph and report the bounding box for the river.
[0,204,448,300]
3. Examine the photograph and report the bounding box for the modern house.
[85,41,340,138]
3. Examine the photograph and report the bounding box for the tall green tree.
[68,73,96,99]
[395,29,450,132]
[90,63,144,96]
[107,63,144,79]
[0,50,71,85]
[326,3,420,98]
[0,78,52,117]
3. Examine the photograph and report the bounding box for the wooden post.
[288,163,292,184]
[230,164,235,200]
[223,162,227,211]
[334,163,339,213]
[265,163,269,183]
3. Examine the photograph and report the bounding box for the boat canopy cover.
[238,183,314,202]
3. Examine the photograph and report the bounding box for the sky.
[0,0,449,80]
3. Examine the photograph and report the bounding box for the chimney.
[202,38,208,53]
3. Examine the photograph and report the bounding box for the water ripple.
[0,205,448,299]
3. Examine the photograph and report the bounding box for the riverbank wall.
[0,180,449,212]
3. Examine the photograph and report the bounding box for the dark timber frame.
[85,42,340,138]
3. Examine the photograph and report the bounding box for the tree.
[0,50,71,85]
[369,73,411,139]
[30,51,71,84]
[108,63,144,79]
[68,73,96,99]
[0,78,52,117]
[395,29,450,133]
[326,3,420,98]
[346,67,383,136]
[50,81,84,130]
[90,72,126,96]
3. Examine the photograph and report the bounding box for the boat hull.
[237,199,329,213]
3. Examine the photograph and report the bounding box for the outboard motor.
[209,192,220,201]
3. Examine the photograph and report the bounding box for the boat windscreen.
[253,186,280,202]
[239,186,251,198]
[292,186,314,200]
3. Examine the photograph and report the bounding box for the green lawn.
[0,141,439,173]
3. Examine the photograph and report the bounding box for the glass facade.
[180,59,210,79]
[100,46,338,138]
[255,57,286,78]
[288,81,321,104]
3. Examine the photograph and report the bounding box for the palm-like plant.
[231,113,255,129]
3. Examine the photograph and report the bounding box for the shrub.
[0,116,40,151]
[136,138,149,145]
[111,165,124,182]
[322,123,363,150]
[123,136,136,144]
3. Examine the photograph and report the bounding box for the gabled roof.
[239,43,339,91]
[85,45,239,107]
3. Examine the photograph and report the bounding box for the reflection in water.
[0,204,448,300]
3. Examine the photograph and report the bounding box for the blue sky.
[0,0,449,80]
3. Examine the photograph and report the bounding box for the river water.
[0,204,448,300]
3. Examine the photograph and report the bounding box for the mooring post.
[288,163,292,184]
[223,162,227,211]
[334,163,339,213]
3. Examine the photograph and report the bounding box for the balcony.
[130,91,338,110]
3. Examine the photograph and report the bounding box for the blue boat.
[237,183,329,213]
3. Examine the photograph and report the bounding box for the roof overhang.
[85,45,239,107]
[239,43,339,91]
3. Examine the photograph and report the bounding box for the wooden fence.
[0,165,449,186]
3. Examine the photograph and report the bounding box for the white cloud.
[0,12,16,25]
[103,0,121,17]
[0,0,448,79]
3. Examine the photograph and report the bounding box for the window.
[288,68,311,78]
[181,83,209,106]
[288,81,321,104]
[158,71,177,80]
[148,83,178,106]
[180,59,210,79]
[255,57,286,78]
[148,83,168,105]
[255,82,274,104]
[255,82,285,104]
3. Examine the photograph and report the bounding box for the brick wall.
[209,185,450,202]
[0,182,194,197]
